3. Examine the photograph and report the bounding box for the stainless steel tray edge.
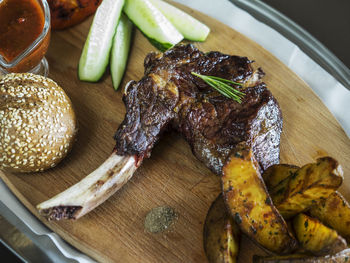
[231,0,350,90]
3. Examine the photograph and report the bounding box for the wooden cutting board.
[1,2,350,262]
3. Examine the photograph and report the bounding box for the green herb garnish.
[191,72,245,103]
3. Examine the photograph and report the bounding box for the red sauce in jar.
[0,0,50,72]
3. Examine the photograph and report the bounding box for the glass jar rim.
[0,0,51,68]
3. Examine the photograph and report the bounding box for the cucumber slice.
[111,14,133,90]
[123,0,183,51]
[149,0,210,42]
[78,0,125,82]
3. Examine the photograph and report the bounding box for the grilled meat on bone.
[37,44,282,220]
[115,44,282,174]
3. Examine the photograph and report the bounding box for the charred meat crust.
[114,44,282,173]
[178,84,282,174]
[114,75,179,159]
[40,206,82,220]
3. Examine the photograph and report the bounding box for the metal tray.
[1,1,349,262]
[231,0,350,90]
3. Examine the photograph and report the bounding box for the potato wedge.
[270,157,343,218]
[253,248,350,263]
[203,194,240,263]
[309,191,350,243]
[262,164,299,190]
[293,213,347,256]
[221,145,297,254]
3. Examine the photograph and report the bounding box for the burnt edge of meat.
[114,76,179,159]
[114,44,282,174]
[181,83,282,175]
[41,206,82,220]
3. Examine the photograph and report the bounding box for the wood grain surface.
[1,2,350,262]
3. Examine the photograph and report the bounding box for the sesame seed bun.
[0,73,77,173]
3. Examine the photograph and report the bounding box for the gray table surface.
[263,0,350,69]
[2,0,349,261]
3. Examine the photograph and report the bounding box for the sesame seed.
[0,73,76,172]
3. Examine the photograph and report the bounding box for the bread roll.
[0,73,77,172]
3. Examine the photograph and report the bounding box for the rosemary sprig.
[191,72,245,103]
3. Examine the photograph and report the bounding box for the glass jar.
[0,0,51,77]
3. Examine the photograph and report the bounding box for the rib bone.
[37,45,280,221]
[37,153,137,220]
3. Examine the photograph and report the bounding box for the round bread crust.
[0,73,77,173]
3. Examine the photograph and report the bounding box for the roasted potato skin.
[309,191,350,243]
[270,157,343,219]
[48,0,102,30]
[293,213,347,256]
[222,146,297,254]
[262,164,299,190]
[253,254,308,263]
[204,194,240,263]
[253,248,350,263]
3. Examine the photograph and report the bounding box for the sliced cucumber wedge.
[149,0,210,42]
[123,0,183,51]
[79,0,125,82]
[111,14,133,90]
